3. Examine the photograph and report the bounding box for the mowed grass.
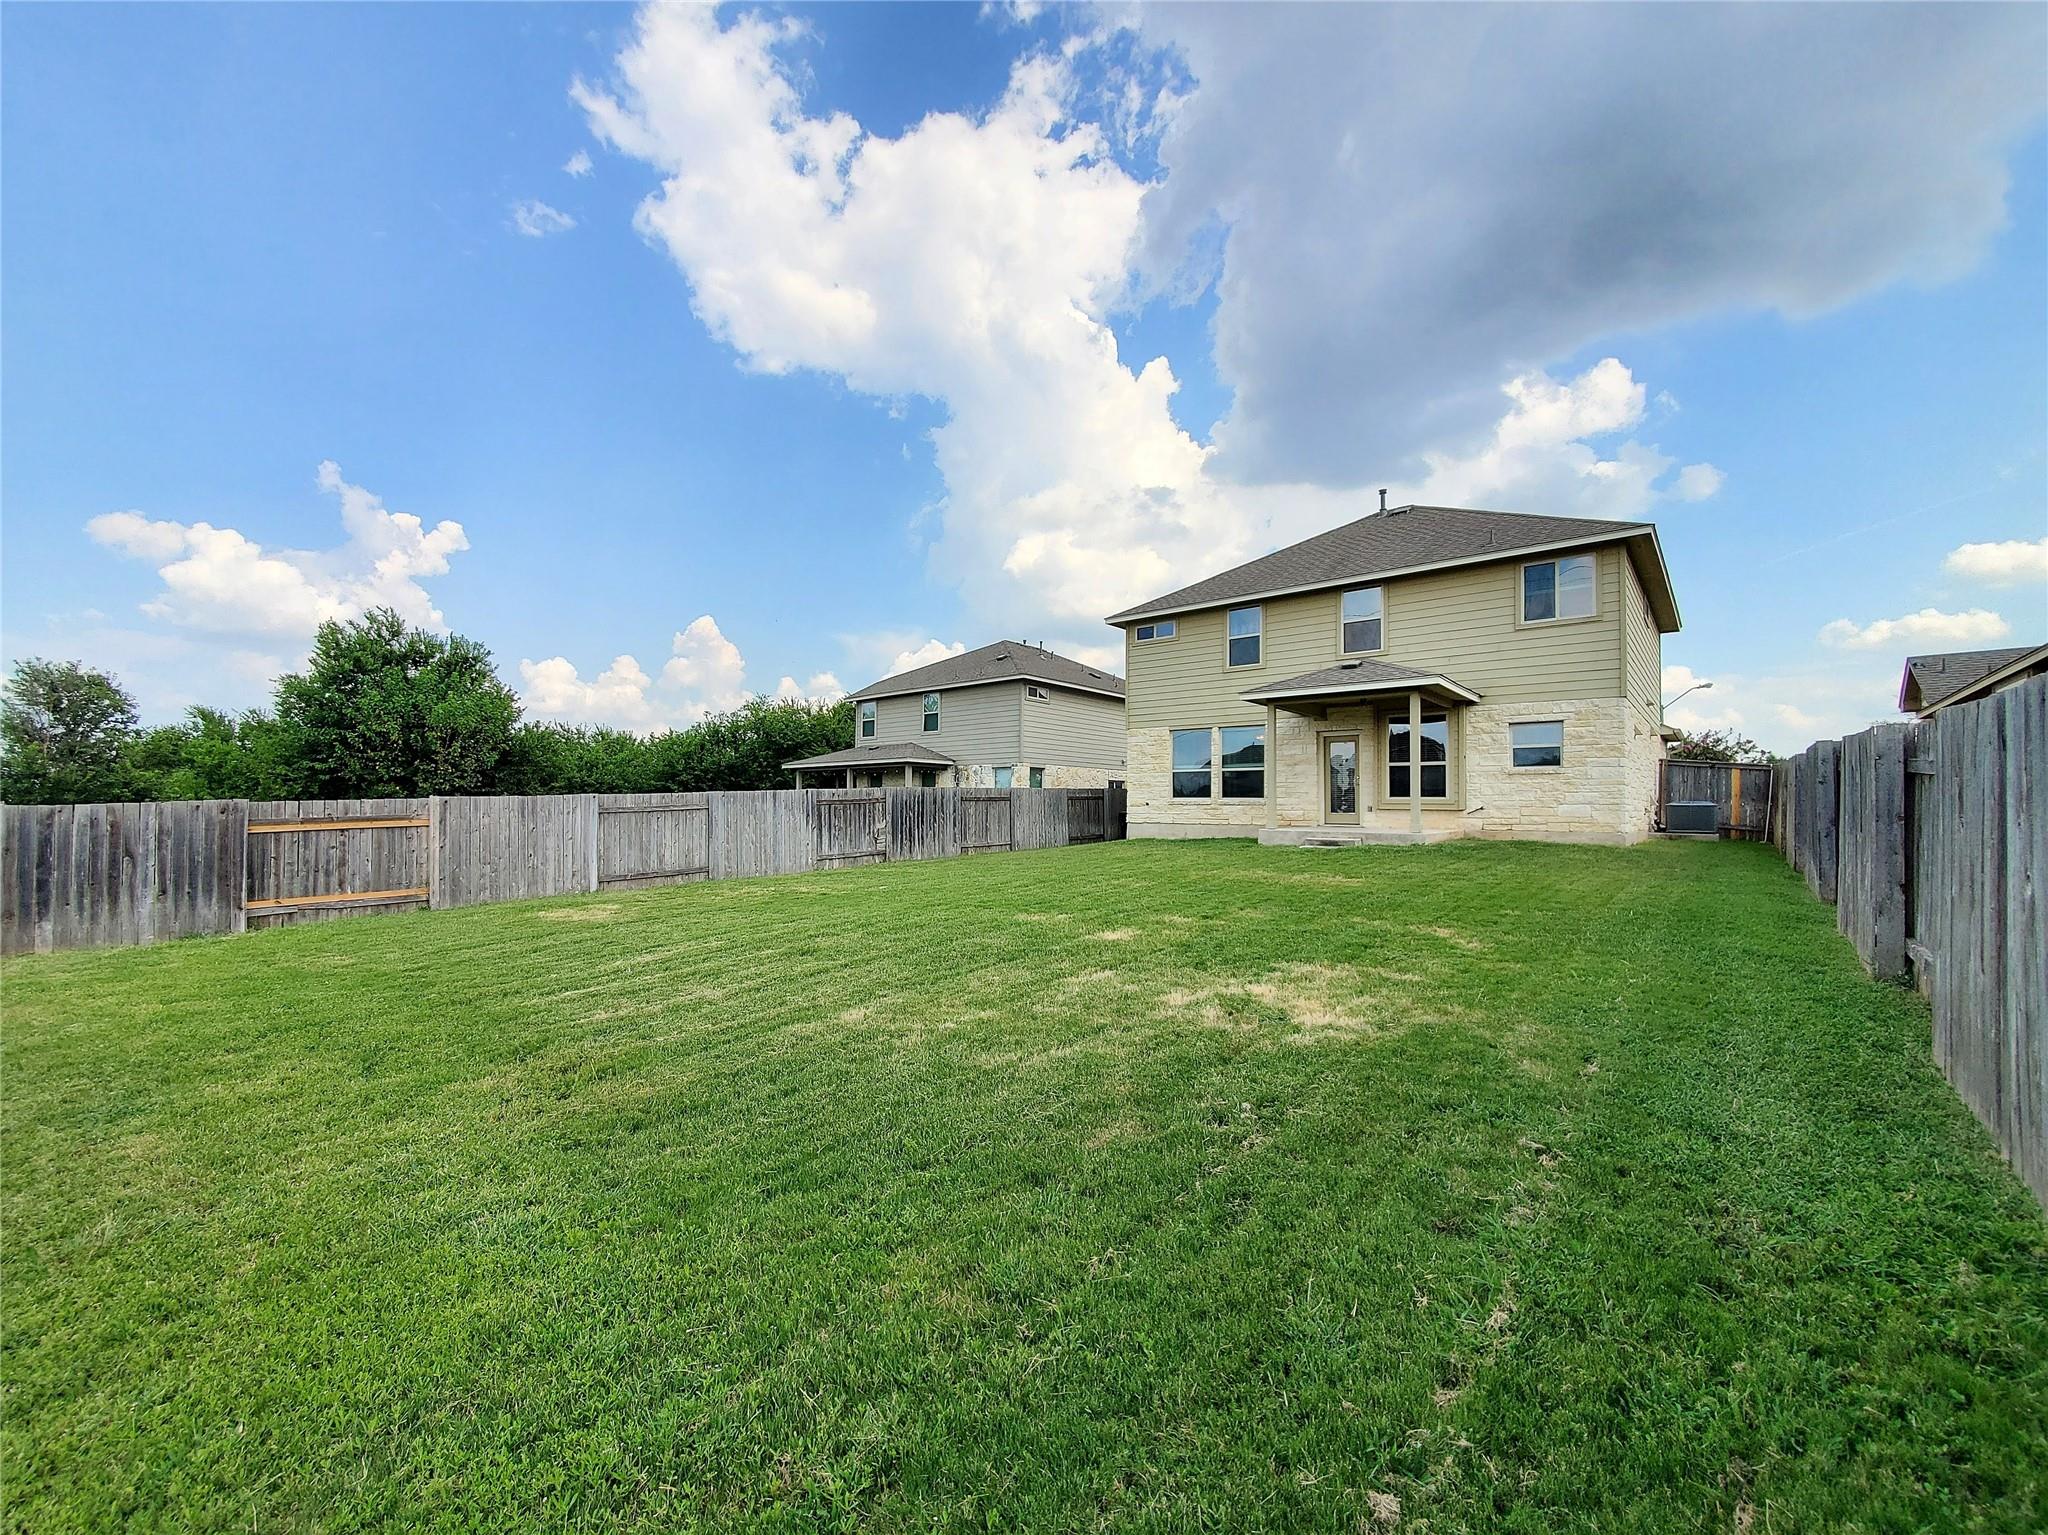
[4,839,2044,1533]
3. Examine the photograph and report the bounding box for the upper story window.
[859,700,876,738]
[1341,586,1385,654]
[1226,605,1263,668]
[1025,684,1049,701]
[1133,620,1177,642]
[1522,555,1597,623]
[923,692,941,732]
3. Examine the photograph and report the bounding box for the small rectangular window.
[859,700,876,738]
[1171,728,1212,798]
[1134,620,1177,642]
[1227,606,1262,668]
[1025,684,1049,701]
[1522,555,1596,623]
[1510,720,1564,768]
[1028,766,1044,788]
[1387,713,1450,800]
[1220,724,1266,799]
[923,692,940,732]
[915,768,939,788]
[993,765,1014,789]
[1341,586,1384,654]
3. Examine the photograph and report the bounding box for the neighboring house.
[1897,643,2048,718]
[783,640,1126,788]
[1105,503,1680,845]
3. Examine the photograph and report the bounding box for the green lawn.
[4,839,2044,1533]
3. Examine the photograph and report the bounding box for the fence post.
[427,795,444,909]
[585,793,601,893]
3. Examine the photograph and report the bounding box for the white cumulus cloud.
[1942,537,2048,588]
[563,149,594,177]
[517,614,819,732]
[1818,608,2012,651]
[85,461,468,640]
[774,671,845,702]
[510,199,577,237]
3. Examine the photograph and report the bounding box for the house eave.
[1241,675,1484,707]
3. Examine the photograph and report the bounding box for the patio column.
[1266,703,1279,829]
[845,767,853,789]
[1407,689,1423,837]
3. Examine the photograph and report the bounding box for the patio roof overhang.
[1240,658,1482,713]
[782,742,956,771]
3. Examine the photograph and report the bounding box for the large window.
[1227,606,1262,667]
[923,692,941,732]
[859,700,876,738]
[1134,620,1177,642]
[1510,720,1564,768]
[1387,713,1450,800]
[1521,555,1597,623]
[1171,729,1213,798]
[1341,586,1385,654]
[1220,725,1266,799]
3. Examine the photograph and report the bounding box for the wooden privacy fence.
[1769,675,2044,1205]
[1656,758,1775,839]
[1,784,1126,955]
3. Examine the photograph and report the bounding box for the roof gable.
[1900,644,2047,713]
[850,639,1125,702]
[1105,504,1679,631]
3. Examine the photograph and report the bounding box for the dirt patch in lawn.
[1163,961,1454,1045]
[1089,928,1138,942]
[538,904,622,924]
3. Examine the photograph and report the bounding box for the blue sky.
[4,2,2043,750]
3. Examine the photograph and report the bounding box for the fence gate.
[960,790,1014,853]
[1656,759,1775,839]
[1066,789,1108,843]
[815,793,887,866]
[596,794,709,890]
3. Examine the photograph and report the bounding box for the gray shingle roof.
[1106,504,1665,625]
[1900,645,2045,713]
[850,640,1125,701]
[782,741,955,770]
[1240,657,1482,703]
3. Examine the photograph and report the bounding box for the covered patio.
[782,741,955,789]
[1241,658,1483,844]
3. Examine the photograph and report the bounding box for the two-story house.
[783,640,1127,788]
[1106,504,1680,845]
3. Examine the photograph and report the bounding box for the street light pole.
[1662,679,1714,711]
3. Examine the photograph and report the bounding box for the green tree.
[1667,726,1771,764]
[651,696,854,789]
[272,609,523,796]
[0,658,140,803]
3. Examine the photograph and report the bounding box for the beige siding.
[1124,544,1629,728]
[1020,686,1127,772]
[1622,560,1663,725]
[872,682,1021,767]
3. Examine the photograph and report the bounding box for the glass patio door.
[1325,735,1360,824]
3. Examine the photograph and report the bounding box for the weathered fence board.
[433,794,597,909]
[1774,676,2045,1206]
[1,799,245,955]
[245,798,430,927]
[1066,789,1109,844]
[960,790,1013,853]
[596,793,708,891]
[886,788,959,862]
[707,791,814,880]
[815,791,888,867]
[1013,789,1070,851]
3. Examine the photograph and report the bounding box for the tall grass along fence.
[2,785,1126,957]
[1769,675,2044,1205]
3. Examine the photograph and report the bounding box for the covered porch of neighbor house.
[782,741,956,789]
[1241,659,1484,846]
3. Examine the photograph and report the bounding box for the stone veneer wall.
[954,763,1114,789]
[1129,696,1655,845]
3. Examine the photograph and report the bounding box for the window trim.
[1518,553,1600,627]
[1378,708,1457,808]
[1225,604,1264,670]
[1132,619,1178,643]
[1024,684,1050,702]
[1170,727,1214,799]
[1509,719,1565,770]
[1219,723,1267,800]
[922,692,941,732]
[859,700,876,738]
[1338,584,1387,657]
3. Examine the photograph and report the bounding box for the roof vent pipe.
[1379,489,1388,513]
